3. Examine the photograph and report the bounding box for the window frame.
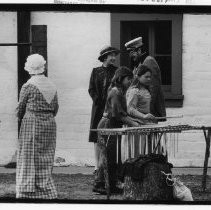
[111,13,184,107]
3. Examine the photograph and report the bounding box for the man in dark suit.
[125,37,166,119]
[88,46,120,173]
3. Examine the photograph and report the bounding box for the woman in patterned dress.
[121,65,157,161]
[16,54,59,199]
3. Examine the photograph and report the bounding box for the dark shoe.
[93,169,97,176]
[4,162,16,168]
[92,186,107,195]
[93,181,106,195]
[110,186,123,194]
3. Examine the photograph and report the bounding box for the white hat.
[125,37,143,51]
[24,54,46,75]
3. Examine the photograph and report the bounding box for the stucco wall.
[0,12,18,165]
[20,12,211,167]
[167,14,211,166]
[31,12,110,166]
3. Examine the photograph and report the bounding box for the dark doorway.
[120,21,172,88]
[17,12,31,96]
[17,12,47,133]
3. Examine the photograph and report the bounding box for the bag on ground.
[172,178,193,201]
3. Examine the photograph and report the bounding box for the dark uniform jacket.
[142,56,166,119]
[133,56,166,119]
[88,65,117,142]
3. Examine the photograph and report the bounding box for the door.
[120,20,172,91]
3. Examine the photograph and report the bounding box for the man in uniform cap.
[125,37,144,75]
[88,45,120,175]
[125,37,166,119]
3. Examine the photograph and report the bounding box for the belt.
[26,110,54,115]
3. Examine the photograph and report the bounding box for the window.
[111,13,184,107]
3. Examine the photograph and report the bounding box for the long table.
[91,124,211,199]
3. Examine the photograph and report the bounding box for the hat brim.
[98,49,120,61]
[25,67,45,75]
[126,43,144,52]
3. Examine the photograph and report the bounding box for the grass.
[0,173,210,202]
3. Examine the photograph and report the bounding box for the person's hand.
[135,119,145,125]
[144,113,156,120]
[130,121,140,127]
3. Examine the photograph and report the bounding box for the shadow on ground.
[0,173,210,202]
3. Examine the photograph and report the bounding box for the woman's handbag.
[161,171,193,201]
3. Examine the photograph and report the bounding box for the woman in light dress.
[121,65,158,162]
[16,54,59,199]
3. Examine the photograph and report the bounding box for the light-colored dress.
[121,85,167,162]
[121,86,151,162]
[127,87,151,117]
[16,75,59,199]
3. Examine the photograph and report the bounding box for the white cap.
[24,54,46,75]
[125,37,143,51]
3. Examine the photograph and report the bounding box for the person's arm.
[120,116,140,127]
[127,93,146,119]
[110,90,139,127]
[16,84,29,120]
[53,92,59,116]
[88,69,99,104]
[127,89,156,122]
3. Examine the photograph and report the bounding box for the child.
[93,66,139,194]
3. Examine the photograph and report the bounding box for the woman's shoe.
[92,181,107,195]
[92,186,107,195]
[93,169,97,175]
[110,186,123,194]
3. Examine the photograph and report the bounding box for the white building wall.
[167,14,211,166]
[0,12,18,165]
[27,12,211,167]
[0,12,210,167]
[31,12,110,166]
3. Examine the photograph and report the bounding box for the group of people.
[88,37,166,194]
[15,36,166,200]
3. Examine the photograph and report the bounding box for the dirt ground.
[0,173,210,203]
